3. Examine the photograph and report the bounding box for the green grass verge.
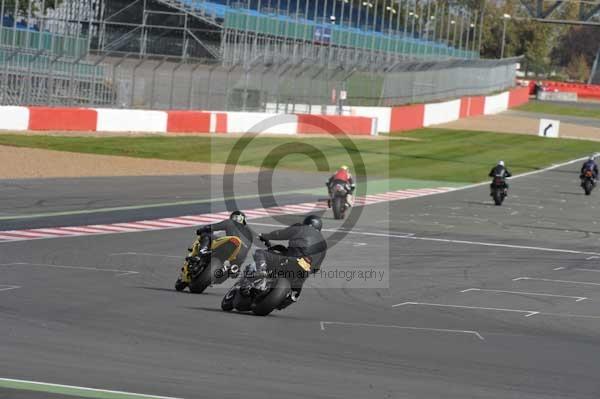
[1,129,598,183]
[516,102,600,119]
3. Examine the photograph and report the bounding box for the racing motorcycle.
[581,170,595,196]
[490,176,508,206]
[330,182,350,220]
[175,232,241,293]
[221,241,306,316]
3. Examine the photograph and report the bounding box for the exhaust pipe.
[229,264,240,275]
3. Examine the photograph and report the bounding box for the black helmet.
[303,215,322,231]
[230,210,247,225]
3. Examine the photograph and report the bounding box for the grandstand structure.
[90,0,481,64]
[0,0,520,111]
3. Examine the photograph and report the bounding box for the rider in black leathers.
[580,155,599,181]
[194,211,257,266]
[489,160,512,195]
[253,215,327,302]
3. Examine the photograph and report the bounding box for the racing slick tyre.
[188,263,212,294]
[221,289,236,312]
[252,278,291,316]
[174,278,187,292]
[332,196,344,220]
[493,190,503,206]
[584,180,593,196]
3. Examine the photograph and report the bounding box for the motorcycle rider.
[327,165,356,207]
[489,160,512,195]
[580,155,599,182]
[252,215,327,303]
[194,211,257,271]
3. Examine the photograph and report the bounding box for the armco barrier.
[296,114,375,135]
[29,107,97,131]
[96,109,168,133]
[0,106,29,131]
[423,99,461,126]
[389,104,425,132]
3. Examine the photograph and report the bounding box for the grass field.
[517,102,600,119]
[1,129,599,183]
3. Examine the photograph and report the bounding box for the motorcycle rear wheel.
[252,278,292,316]
[189,257,223,294]
[493,190,503,206]
[332,196,344,219]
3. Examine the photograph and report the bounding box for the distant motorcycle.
[329,182,350,219]
[490,176,508,206]
[581,170,595,196]
[175,232,241,293]
[221,241,304,316]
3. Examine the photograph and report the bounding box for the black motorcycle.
[221,242,303,316]
[330,182,350,219]
[175,233,241,293]
[490,176,508,206]
[581,170,595,196]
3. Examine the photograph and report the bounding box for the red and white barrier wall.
[0,87,528,136]
[377,86,529,133]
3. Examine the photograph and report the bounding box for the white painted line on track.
[0,377,184,399]
[554,267,565,270]
[0,285,21,292]
[569,268,600,273]
[460,288,587,302]
[251,222,600,256]
[393,301,600,320]
[110,252,181,259]
[392,301,540,317]
[586,256,600,260]
[514,277,600,286]
[0,262,138,276]
[319,321,484,341]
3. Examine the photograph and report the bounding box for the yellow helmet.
[340,165,349,171]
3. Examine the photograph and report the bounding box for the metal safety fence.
[0,48,518,109]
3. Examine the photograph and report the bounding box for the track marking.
[513,277,600,286]
[553,267,565,270]
[110,252,181,259]
[0,262,138,276]
[460,288,586,302]
[0,285,21,292]
[0,377,184,399]
[393,302,600,320]
[0,188,449,243]
[252,222,600,257]
[392,301,540,317]
[586,256,600,260]
[319,321,484,341]
[569,268,600,273]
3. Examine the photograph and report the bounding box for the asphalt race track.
[2,162,600,398]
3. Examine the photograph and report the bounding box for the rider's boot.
[346,194,354,207]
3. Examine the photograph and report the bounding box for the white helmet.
[498,160,505,167]
[589,155,595,161]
